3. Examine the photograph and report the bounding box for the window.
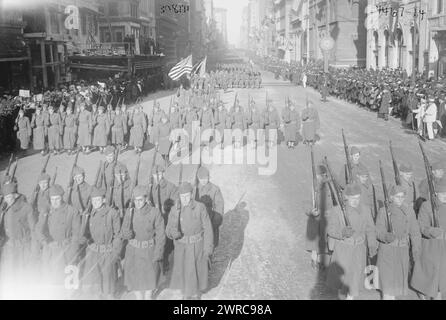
[109,2,118,16]
[438,0,444,14]
[130,2,138,18]
[50,10,59,34]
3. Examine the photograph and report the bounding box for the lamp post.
[319,0,334,73]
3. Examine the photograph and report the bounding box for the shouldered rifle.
[379,160,394,233]
[151,99,156,126]
[149,147,158,206]
[31,154,51,209]
[66,150,80,206]
[8,158,19,184]
[310,145,318,212]
[3,153,14,181]
[51,167,58,186]
[342,129,353,185]
[126,152,141,227]
[80,161,103,239]
[323,157,350,227]
[389,140,401,186]
[107,149,119,207]
[418,140,439,227]
[372,184,378,223]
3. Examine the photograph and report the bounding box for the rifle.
[379,160,394,233]
[323,157,350,227]
[107,148,119,207]
[8,158,19,184]
[80,161,103,240]
[151,99,157,126]
[51,167,58,186]
[31,154,51,209]
[389,140,401,186]
[3,153,14,181]
[372,184,378,224]
[310,145,318,211]
[66,150,80,206]
[418,140,439,227]
[148,147,158,206]
[125,152,141,227]
[342,129,353,185]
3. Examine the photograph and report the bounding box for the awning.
[0,35,28,60]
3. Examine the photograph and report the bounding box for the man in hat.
[375,185,421,300]
[15,108,31,152]
[378,87,392,121]
[80,187,122,299]
[411,178,446,300]
[121,185,165,300]
[356,166,376,220]
[36,184,81,293]
[301,101,320,145]
[155,114,172,166]
[69,166,92,213]
[110,163,132,219]
[77,103,92,154]
[63,106,78,155]
[92,105,110,154]
[423,97,438,140]
[166,182,213,300]
[399,163,418,212]
[263,100,280,148]
[413,97,427,137]
[326,183,377,300]
[102,145,126,191]
[128,105,147,154]
[195,166,224,248]
[110,106,127,152]
[147,164,177,274]
[305,163,334,270]
[282,99,301,149]
[338,146,369,189]
[47,106,63,155]
[0,182,35,297]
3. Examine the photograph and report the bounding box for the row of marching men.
[0,146,224,299]
[306,140,446,300]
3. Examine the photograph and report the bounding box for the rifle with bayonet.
[379,160,394,233]
[418,140,439,228]
[342,129,353,185]
[3,153,14,181]
[310,145,318,212]
[66,150,80,206]
[389,140,401,186]
[149,147,158,207]
[107,148,119,207]
[51,167,58,186]
[8,158,18,184]
[323,157,351,227]
[30,154,51,210]
[125,152,141,229]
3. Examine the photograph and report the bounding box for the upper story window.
[437,0,444,14]
[130,2,138,18]
[109,2,118,16]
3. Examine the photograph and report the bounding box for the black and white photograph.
[0,0,446,305]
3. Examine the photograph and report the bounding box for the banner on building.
[19,90,30,98]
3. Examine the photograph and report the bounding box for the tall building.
[214,7,228,45]
[155,0,181,64]
[426,0,446,78]
[0,4,31,92]
[288,0,310,64]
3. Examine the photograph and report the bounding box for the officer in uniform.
[282,99,301,149]
[31,105,48,155]
[69,166,92,214]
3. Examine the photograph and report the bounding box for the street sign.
[320,36,335,52]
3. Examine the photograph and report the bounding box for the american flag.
[168,55,193,81]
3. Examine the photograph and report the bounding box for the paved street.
[2,71,445,300]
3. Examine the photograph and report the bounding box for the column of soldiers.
[254,55,446,140]
[306,133,446,300]
[0,142,225,300]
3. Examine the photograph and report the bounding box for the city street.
[2,70,446,300]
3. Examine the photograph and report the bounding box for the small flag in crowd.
[168,55,193,81]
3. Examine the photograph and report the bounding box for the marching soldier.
[169,103,183,153]
[378,87,392,121]
[149,102,166,145]
[245,99,263,149]
[31,105,48,155]
[375,185,421,300]
[195,167,224,248]
[128,105,147,154]
[231,102,246,149]
[166,182,213,300]
[47,106,63,155]
[214,101,229,150]
[110,106,127,151]
[263,100,280,148]
[80,187,122,299]
[121,185,165,300]
[326,183,378,300]
[69,166,92,213]
[77,103,92,154]
[110,163,132,219]
[155,115,172,166]
[148,164,177,274]
[15,108,31,152]
[0,182,34,297]
[411,178,446,300]
[338,146,369,189]
[399,163,418,212]
[63,106,78,155]
[92,105,110,154]
[301,101,320,145]
[282,99,301,149]
[36,184,82,293]
[102,146,127,191]
[418,161,445,202]
[199,103,214,149]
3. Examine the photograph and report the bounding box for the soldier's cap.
[350,146,360,155]
[316,164,327,175]
[399,163,413,173]
[436,178,446,193]
[115,163,128,175]
[197,166,209,179]
[389,185,406,197]
[2,182,18,196]
[49,184,64,197]
[91,187,106,198]
[345,183,361,196]
[178,182,193,195]
[429,97,436,102]
[38,173,51,182]
[357,166,369,176]
[152,164,165,174]
[432,161,446,171]
[98,105,105,110]
[133,185,148,198]
[72,166,85,176]
[104,145,116,155]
